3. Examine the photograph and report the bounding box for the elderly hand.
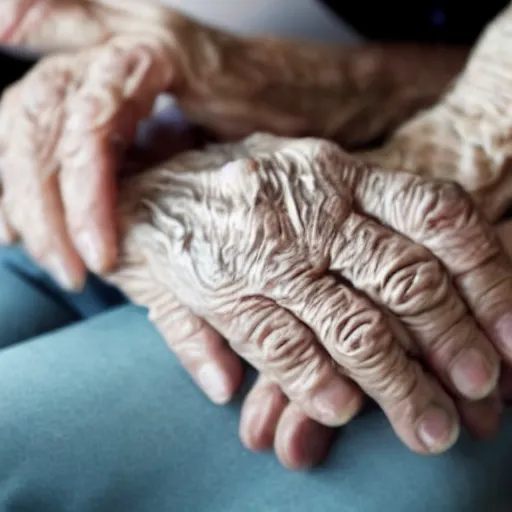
[246,220,512,471]
[360,2,512,222]
[103,132,512,457]
[0,0,467,287]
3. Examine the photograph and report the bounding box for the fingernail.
[495,313,512,353]
[197,363,232,405]
[450,348,498,399]
[45,253,82,291]
[240,405,263,449]
[312,380,362,426]
[417,406,459,453]
[75,230,104,273]
[241,404,273,451]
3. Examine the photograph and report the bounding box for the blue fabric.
[0,246,512,512]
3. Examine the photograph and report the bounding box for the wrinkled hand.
[0,0,465,146]
[105,133,512,455]
[0,34,176,287]
[258,219,512,470]
[360,3,512,222]
[0,0,467,288]
[116,113,507,470]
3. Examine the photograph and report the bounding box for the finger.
[0,0,175,52]
[329,212,499,401]
[208,296,364,427]
[274,402,335,471]
[107,255,243,405]
[59,36,174,274]
[458,391,503,440]
[266,272,460,454]
[1,60,86,288]
[351,170,512,365]
[0,0,112,52]
[239,375,288,452]
[153,303,243,405]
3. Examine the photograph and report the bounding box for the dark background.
[321,0,509,43]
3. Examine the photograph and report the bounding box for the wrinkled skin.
[0,0,466,145]
[104,132,512,459]
[1,0,512,469]
[361,3,512,222]
[122,119,511,469]
[0,0,467,286]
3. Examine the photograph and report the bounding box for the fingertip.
[239,379,287,452]
[196,362,236,405]
[449,347,500,401]
[197,346,244,405]
[40,244,87,292]
[195,351,243,405]
[309,377,364,427]
[384,372,461,456]
[61,143,119,275]
[74,225,118,275]
[275,403,334,471]
[416,405,461,454]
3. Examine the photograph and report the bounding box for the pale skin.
[2,0,512,470]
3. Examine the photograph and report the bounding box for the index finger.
[58,35,174,273]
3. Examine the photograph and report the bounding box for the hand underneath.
[105,133,512,456]
[0,1,468,288]
[360,3,512,222]
[0,33,179,287]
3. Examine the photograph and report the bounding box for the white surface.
[159,0,361,43]
[1,0,361,58]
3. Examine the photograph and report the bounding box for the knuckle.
[417,179,475,235]
[262,328,315,369]
[311,139,352,176]
[417,179,501,271]
[149,301,205,344]
[13,59,70,140]
[385,254,449,315]
[333,304,419,402]
[242,308,324,389]
[27,56,72,98]
[335,307,392,362]
[89,36,170,106]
